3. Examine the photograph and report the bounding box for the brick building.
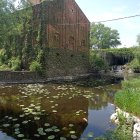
[29,0,90,77]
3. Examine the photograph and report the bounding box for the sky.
[75,0,140,47]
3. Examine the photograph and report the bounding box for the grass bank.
[115,78,140,116]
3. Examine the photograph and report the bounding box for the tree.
[90,23,121,49]
[137,34,140,46]
[0,0,32,69]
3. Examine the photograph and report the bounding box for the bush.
[29,61,42,74]
[0,49,8,64]
[128,47,140,71]
[0,64,10,70]
[9,57,21,71]
[129,58,140,69]
[90,52,108,71]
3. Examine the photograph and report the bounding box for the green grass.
[115,78,140,116]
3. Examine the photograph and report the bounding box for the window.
[54,33,60,42]
[56,53,60,56]
[69,36,75,49]
[71,54,74,57]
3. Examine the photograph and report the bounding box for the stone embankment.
[110,107,140,140]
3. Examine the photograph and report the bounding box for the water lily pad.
[48,135,55,139]
[3,124,10,127]
[17,134,24,138]
[52,110,57,113]
[19,114,25,117]
[69,124,74,127]
[34,134,40,137]
[14,131,20,135]
[70,131,76,134]
[37,128,43,132]
[44,123,50,127]
[22,121,28,124]
[71,135,77,139]
[34,117,40,120]
[4,116,9,118]
[60,137,67,140]
[87,132,94,137]
[12,118,18,121]
[45,128,53,132]
[38,131,46,135]
[54,128,60,132]
[51,126,58,129]
[14,124,20,128]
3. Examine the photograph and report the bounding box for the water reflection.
[80,103,116,139]
[0,83,121,139]
[0,131,15,140]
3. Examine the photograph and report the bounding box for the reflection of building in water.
[0,85,88,139]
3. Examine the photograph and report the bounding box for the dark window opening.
[56,53,60,56]
[82,55,85,58]
[54,33,60,42]
[71,54,74,57]
[69,36,75,49]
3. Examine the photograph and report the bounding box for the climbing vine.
[0,1,49,74]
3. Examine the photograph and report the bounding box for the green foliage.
[99,48,134,56]
[129,58,140,70]
[0,64,10,71]
[90,23,121,49]
[29,61,42,74]
[115,78,140,116]
[9,57,21,71]
[0,49,7,63]
[0,0,49,74]
[128,47,140,71]
[90,51,108,70]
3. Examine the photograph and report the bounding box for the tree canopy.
[0,0,48,73]
[90,23,121,49]
[0,0,34,70]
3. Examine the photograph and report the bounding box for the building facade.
[30,0,90,77]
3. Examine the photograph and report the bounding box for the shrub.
[0,64,10,70]
[9,57,21,71]
[90,52,108,70]
[128,47,140,71]
[0,49,7,64]
[29,61,42,74]
[129,58,140,69]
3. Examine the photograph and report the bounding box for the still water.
[0,83,121,140]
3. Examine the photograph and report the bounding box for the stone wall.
[46,47,90,77]
[0,71,44,83]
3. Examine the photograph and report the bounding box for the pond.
[0,82,121,140]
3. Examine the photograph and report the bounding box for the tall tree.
[90,23,121,49]
[0,0,32,69]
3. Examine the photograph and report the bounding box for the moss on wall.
[45,47,90,77]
